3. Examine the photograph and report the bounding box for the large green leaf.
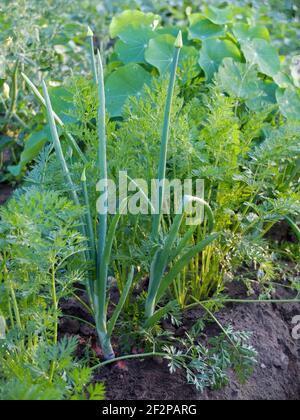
[7,127,50,177]
[204,5,234,24]
[233,23,270,43]
[241,39,281,77]
[105,64,152,117]
[115,27,156,64]
[246,81,277,112]
[273,72,294,89]
[145,34,198,75]
[48,86,77,125]
[109,10,160,39]
[276,87,300,121]
[216,58,260,100]
[217,58,277,112]
[199,39,242,81]
[290,56,300,88]
[188,14,225,41]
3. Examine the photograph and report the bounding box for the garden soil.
[0,183,13,205]
[61,281,300,401]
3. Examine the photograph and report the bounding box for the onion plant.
[95,49,114,359]
[87,27,98,85]
[152,31,183,240]
[42,47,134,360]
[145,32,218,321]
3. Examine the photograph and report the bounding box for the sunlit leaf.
[216,58,260,99]
[145,34,198,74]
[246,81,277,111]
[241,39,280,77]
[109,10,160,39]
[273,72,294,89]
[276,87,300,120]
[188,14,225,41]
[204,5,234,25]
[290,56,300,88]
[233,23,270,43]
[8,128,50,177]
[199,38,242,80]
[115,27,156,64]
[105,64,152,117]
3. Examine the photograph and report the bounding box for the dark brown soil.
[60,280,300,401]
[268,220,297,243]
[0,183,13,205]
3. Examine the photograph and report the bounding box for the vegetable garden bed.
[1,1,299,401]
[61,279,300,400]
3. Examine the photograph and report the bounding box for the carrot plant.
[40,43,136,360]
[0,189,105,400]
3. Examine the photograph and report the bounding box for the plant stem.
[49,264,58,383]
[6,59,19,123]
[91,352,167,371]
[285,216,300,241]
[81,168,96,296]
[51,264,58,346]
[42,81,81,207]
[185,297,300,311]
[3,258,23,347]
[87,27,98,85]
[152,31,182,240]
[193,298,239,351]
[12,112,29,129]
[22,72,87,163]
[95,50,114,360]
[8,278,22,331]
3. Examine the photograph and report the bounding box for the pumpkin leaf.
[216,58,260,100]
[290,56,300,88]
[105,64,152,117]
[204,5,234,25]
[273,72,294,89]
[241,38,281,77]
[276,87,300,121]
[188,14,225,41]
[110,10,160,39]
[8,127,50,177]
[145,34,198,75]
[199,38,242,81]
[233,23,270,43]
[48,86,77,125]
[246,81,277,112]
[115,27,156,64]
